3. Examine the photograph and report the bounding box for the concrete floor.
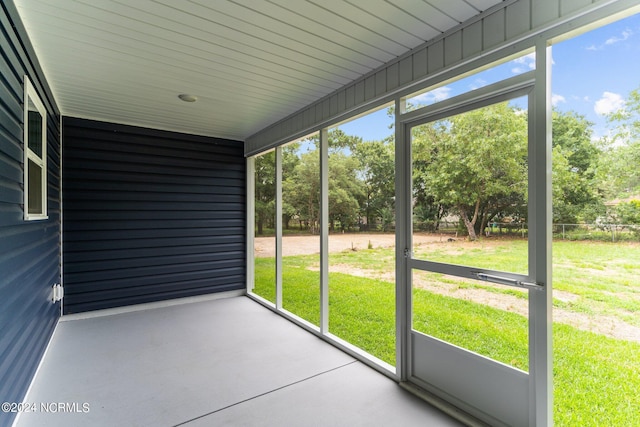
[17,296,463,427]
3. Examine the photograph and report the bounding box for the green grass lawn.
[252,239,640,426]
[329,240,640,327]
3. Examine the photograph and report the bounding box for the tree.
[280,131,378,234]
[552,110,598,174]
[254,151,275,235]
[283,148,320,232]
[411,122,448,231]
[351,137,395,231]
[281,144,301,229]
[615,199,640,224]
[328,152,363,231]
[551,110,601,223]
[607,86,640,143]
[413,102,528,240]
[598,87,640,199]
[597,142,640,200]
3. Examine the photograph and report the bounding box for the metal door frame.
[395,43,552,426]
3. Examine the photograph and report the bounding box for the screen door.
[400,79,549,427]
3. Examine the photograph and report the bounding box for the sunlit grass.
[412,286,529,371]
[252,239,640,426]
[415,238,529,275]
[553,324,640,426]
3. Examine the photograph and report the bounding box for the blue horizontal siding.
[63,234,242,252]
[0,3,61,427]
[62,117,246,314]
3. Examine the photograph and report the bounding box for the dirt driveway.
[254,232,446,257]
[253,232,640,342]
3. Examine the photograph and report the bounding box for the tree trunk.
[480,213,488,237]
[459,206,478,241]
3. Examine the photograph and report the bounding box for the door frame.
[395,42,552,427]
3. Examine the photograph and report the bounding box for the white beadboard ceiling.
[15,0,503,141]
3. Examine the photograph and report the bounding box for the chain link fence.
[553,223,640,242]
[417,220,640,242]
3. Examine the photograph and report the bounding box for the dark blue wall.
[62,118,245,314]
[0,2,61,426]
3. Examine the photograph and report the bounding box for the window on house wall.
[24,76,47,220]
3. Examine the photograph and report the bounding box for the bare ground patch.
[321,262,640,342]
[254,232,445,257]
[414,279,640,342]
[397,267,640,342]
[256,233,640,342]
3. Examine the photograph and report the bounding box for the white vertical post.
[529,41,553,427]
[395,99,409,380]
[246,156,255,293]
[320,129,329,333]
[275,147,283,310]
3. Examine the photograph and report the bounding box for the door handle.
[474,272,544,291]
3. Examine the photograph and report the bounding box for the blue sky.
[553,12,640,140]
[335,12,640,143]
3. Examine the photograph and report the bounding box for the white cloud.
[413,86,452,104]
[586,29,633,50]
[605,29,633,45]
[594,92,625,115]
[469,78,487,90]
[551,94,566,106]
[515,53,536,64]
[512,53,536,73]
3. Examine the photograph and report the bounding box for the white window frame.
[24,76,48,220]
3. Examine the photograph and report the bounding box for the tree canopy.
[255,88,640,238]
[597,86,640,201]
[551,110,601,223]
[412,102,528,240]
[254,151,275,235]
